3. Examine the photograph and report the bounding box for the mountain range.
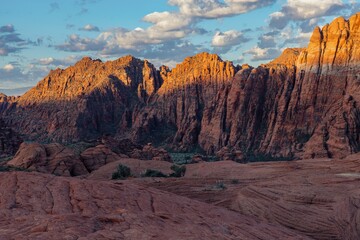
[1,13,360,160]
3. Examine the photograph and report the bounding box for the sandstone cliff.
[1,56,161,143]
[1,13,360,159]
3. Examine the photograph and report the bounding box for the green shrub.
[141,169,167,178]
[169,165,186,177]
[214,181,227,190]
[112,164,131,180]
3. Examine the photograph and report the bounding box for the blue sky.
[0,0,358,89]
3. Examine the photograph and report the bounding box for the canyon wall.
[1,13,360,159]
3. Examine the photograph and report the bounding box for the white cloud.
[244,46,281,61]
[212,30,244,47]
[36,55,82,68]
[169,0,276,19]
[269,0,345,29]
[3,64,14,71]
[56,0,275,59]
[79,24,100,32]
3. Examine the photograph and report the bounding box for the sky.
[0,0,358,89]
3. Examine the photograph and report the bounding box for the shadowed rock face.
[0,171,307,239]
[0,118,22,158]
[1,13,360,158]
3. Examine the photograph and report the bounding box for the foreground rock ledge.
[0,171,307,240]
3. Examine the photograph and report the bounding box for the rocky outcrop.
[7,142,88,176]
[0,171,306,239]
[80,144,121,172]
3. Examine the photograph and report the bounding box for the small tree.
[112,164,131,180]
[169,164,186,177]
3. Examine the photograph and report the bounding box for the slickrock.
[146,155,360,240]
[0,171,307,239]
[7,142,88,176]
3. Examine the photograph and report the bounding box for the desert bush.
[169,164,186,177]
[141,169,167,178]
[112,164,131,180]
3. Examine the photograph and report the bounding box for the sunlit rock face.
[1,13,360,159]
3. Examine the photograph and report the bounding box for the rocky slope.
[0,171,307,239]
[1,13,360,159]
[147,154,360,239]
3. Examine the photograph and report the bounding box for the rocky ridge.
[1,13,360,159]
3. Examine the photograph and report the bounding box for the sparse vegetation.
[141,169,168,178]
[112,164,131,180]
[169,164,186,177]
[231,179,240,184]
[204,180,227,191]
[214,181,227,190]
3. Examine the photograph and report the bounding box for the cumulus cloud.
[3,64,15,71]
[257,31,280,49]
[36,55,82,67]
[55,34,105,52]
[79,24,100,32]
[55,0,275,60]
[0,63,49,88]
[244,46,281,61]
[211,30,249,54]
[269,0,345,29]
[169,0,276,19]
[212,30,245,47]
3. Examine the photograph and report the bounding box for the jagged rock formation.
[1,56,161,143]
[132,52,237,150]
[1,13,360,159]
[0,171,306,239]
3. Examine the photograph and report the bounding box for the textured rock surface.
[0,171,306,239]
[80,144,121,172]
[146,155,360,240]
[131,52,237,150]
[8,142,88,176]
[1,56,161,143]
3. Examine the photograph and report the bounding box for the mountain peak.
[268,48,304,66]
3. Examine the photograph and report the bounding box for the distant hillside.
[0,87,32,96]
